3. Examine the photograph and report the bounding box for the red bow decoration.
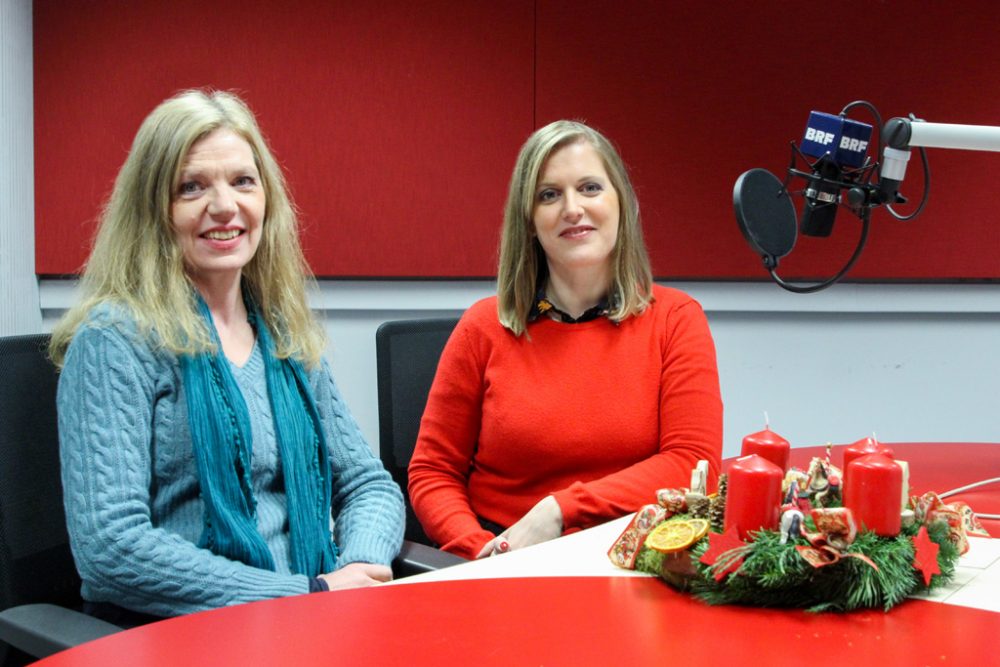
[795,544,879,571]
[797,507,879,571]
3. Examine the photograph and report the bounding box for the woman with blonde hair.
[409,120,723,559]
[53,90,403,623]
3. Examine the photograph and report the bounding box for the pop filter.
[733,168,797,267]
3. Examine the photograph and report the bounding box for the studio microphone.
[734,100,932,293]
[798,154,841,237]
[733,109,874,273]
[798,112,873,237]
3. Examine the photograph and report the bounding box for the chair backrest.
[375,318,459,545]
[0,335,81,612]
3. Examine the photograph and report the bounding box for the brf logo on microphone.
[804,127,837,145]
[801,111,873,168]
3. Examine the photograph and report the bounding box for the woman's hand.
[475,535,508,559]
[317,562,393,591]
[476,496,564,558]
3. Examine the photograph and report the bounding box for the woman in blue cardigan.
[50,90,404,624]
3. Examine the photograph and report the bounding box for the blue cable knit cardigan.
[57,304,404,617]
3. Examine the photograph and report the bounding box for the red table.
[32,443,1000,666]
[30,576,1000,666]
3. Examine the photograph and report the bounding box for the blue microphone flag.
[800,111,872,168]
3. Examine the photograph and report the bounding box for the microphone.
[798,112,873,237]
[733,100,939,293]
[799,154,841,237]
[733,109,874,278]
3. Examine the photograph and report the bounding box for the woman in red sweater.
[408,121,723,559]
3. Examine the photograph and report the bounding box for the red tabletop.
[33,443,1000,666]
[32,577,1000,666]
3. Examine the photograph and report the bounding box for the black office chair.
[0,333,458,663]
[0,334,122,663]
[376,317,460,546]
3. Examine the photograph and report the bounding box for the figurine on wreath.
[783,456,842,510]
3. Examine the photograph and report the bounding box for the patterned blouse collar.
[527,287,617,324]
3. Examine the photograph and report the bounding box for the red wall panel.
[34,0,533,277]
[35,1,1000,280]
[535,1,1000,280]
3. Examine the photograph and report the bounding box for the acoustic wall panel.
[535,1,1000,280]
[34,0,533,277]
[35,1,1000,280]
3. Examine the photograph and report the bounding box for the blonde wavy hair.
[497,120,653,335]
[50,89,326,367]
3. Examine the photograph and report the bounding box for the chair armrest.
[0,603,122,659]
[392,540,467,578]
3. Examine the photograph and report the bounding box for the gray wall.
[0,0,40,336]
[39,280,1000,459]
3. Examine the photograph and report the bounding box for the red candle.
[843,437,894,487]
[741,427,790,471]
[843,436,894,470]
[724,454,783,541]
[843,453,902,536]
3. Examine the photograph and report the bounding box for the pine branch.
[647,521,962,612]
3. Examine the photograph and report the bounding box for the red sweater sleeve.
[550,297,723,530]
[408,311,496,559]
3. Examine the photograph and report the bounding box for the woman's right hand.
[476,495,564,559]
[317,562,393,591]
[475,535,509,559]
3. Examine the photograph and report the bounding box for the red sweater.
[408,285,723,559]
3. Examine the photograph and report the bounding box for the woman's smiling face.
[532,139,620,279]
[170,128,265,286]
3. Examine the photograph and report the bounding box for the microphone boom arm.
[884,118,1000,152]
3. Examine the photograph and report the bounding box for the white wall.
[0,0,40,336]
[10,1,1000,462]
[39,279,1000,459]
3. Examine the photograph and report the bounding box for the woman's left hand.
[318,562,393,590]
[476,496,563,557]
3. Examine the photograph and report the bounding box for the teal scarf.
[181,295,337,577]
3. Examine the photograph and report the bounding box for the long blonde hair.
[497,120,653,335]
[50,89,325,367]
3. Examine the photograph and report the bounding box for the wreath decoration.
[608,457,988,612]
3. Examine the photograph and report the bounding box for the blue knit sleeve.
[58,311,310,617]
[310,359,404,568]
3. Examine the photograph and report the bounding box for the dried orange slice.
[645,519,710,553]
[685,519,710,540]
